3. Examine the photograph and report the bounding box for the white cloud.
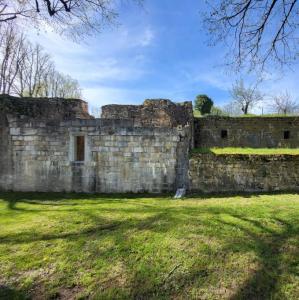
[82,85,187,109]
[193,72,232,91]
[64,57,146,83]
[262,71,299,98]
[83,87,134,107]
[139,28,155,47]
[23,24,156,107]
[83,86,156,109]
[25,22,155,85]
[27,27,88,57]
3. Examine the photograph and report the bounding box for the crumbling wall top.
[101,99,193,127]
[0,94,91,120]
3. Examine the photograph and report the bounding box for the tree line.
[195,80,299,116]
[0,23,82,98]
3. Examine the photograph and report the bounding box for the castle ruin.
[1,94,299,193]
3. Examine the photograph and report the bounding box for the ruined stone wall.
[102,99,194,128]
[189,153,299,193]
[0,94,91,120]
[5,95,299,195]
[0,96,191,193]
[194,116,299,148]
[1,117,189,193]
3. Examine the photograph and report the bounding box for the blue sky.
[28,0,299,112]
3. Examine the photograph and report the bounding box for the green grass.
[193,113,298,118]
[192,147,299,155]
[237,114,298,118]
[1,192,299,299]
[193,109,201,117]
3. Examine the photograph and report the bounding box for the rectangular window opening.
[75,136,85,161]
[221,130,228,139]
[284,130,290,140]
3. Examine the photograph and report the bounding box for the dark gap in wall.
[284,131,290,140]
[221,130,228,139]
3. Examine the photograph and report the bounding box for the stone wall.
[1,116,190,193]
[0,95,92,191]
[0,94,91,120]
[0,113,13,190]
[3,94,299,194]
[102,99,194,128]
[194,116,299,148]
[189,153,299,193]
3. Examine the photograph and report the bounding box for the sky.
[27,0,299,113]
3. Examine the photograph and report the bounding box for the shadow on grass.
[0,191,173,211]
[213,215,299,300]
[0,285,28,300]
[0,192,299,299]
[1,191,298,210]
[127,212,299,300]
[0,221,121,245]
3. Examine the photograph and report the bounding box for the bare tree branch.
[0,23,82,98]
[0,0,141,39]
[205,0,299,71]
[271,90,299,114]
[230,79,264,114]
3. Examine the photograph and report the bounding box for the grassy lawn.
[193,112,297,118]
[1,193,299,299]
[192,147,299,155]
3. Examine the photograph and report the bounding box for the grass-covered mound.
[0,192,299,299]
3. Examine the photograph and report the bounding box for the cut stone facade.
[1,94,299,194]
[195,116,299,148]
[0,96,191,193]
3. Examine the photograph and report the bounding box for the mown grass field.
[0,192,299,299]
[192,147,299,155]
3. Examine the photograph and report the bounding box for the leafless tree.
[271,90,299,115]
[37,65,57,97]
[0,25,27,94]
[0,24,82,98]
[204,0,299,71]
[16,43,53,97]
[39,71,82,98]
[222,101,243,116]
[230,79,264,114]
[0,0,141,39]
[90,105,102,118]
[58,74,82,98]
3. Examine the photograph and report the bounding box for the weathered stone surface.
[0,94,91,120]
[0,96,191,193]
[189,153,299,193]
[0,112,13,190]
[102,99,194,128]
[5,121,189,193]
[195,116,299,148]
[2,95,299,194]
